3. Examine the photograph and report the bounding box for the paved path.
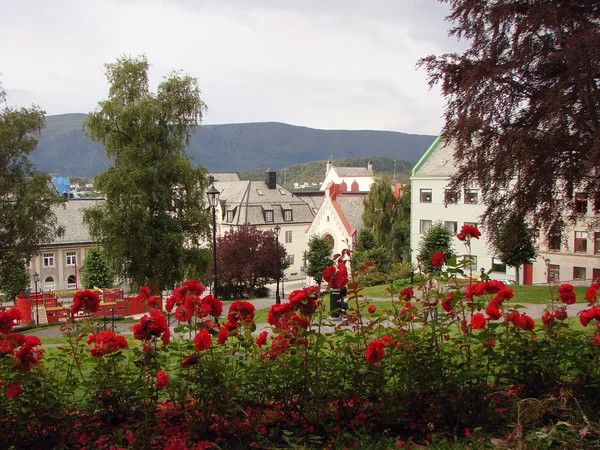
[21,294,590,343]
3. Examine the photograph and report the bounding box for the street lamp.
[33,272,40,325]
[274,224,281,305]
[207,184,220,297]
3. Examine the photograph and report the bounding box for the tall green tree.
[0,81,63,298]
[306,235,334,288]
[391,183,411,261]
[495,214,537,285]
[362,175,397,246]
[420,1,600,241]
[83,55,211,294]
[417,222,456,274]
[82,248,112,289]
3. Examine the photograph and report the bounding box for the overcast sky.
[1,0,466,135]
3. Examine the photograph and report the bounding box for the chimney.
[326,160,332,175]
[367,161,373,172]
[265,169,277,189]
[208,175,215,185]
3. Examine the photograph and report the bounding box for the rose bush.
[1,233,600,448]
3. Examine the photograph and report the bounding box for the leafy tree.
[419,1,600,241]
[83,55,211,294]
[0,264,29,302]
[82,248,112,289]
[391,183,411,261]
[306,235,334,287]
[0,82,64,294]
[362,175,397,246]
[216,226,286,298]
[357,229,376,252]
[417,222,456,274]
[495,214,537,285]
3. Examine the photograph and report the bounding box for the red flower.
[132,309,170,345]
[224,320,239,332]
[441,293,455,313]
[270,335,290,355]
[323,260,348,289]
[5,382,21,399]
[256,331,268,347]
[15,336,44,374]
[365,340,385,364]
[268,303,293,328]
[471,313,486,330]
[201,294,223,318]
[71,290,101,315]
[228,301,256,327]
[368,304,377,314]
[399,288,414,302]
[485,304,503,321]
[217,326,229,345]
[553,308,568,321]
[594,335,600,347]
[431,251,445,268]
[289,287,319,317]
[156,370,168,389]
[0,307,22,333]
[579,307,600,327]
[586,283,599,305]
[87,330,128,357]
[457,224,481,241]
[181,353,200,368]
[180,280,205,296]
[194,330,212,351]
[558,283,576,305]
[174,305,192,322]
[541,311,553,327]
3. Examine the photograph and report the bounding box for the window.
[256,189,263,196]
[575,231,587,253]
[593,268,600,282]
[285,231,292,243]
[575,193,588,214]
[548,264,560,283]
[283,210,293,221]
[278,189,286,195]
[464,221,478,229]
[264,210,274,222]
[419,220,432,234]
[462,255,478,271]
[548,233,561,251]
[595,232,600,254]
[44,276,55,290]
[66,251,77,266]
[595,193,600,214]
[464,190,478,204]
[43,253,55,268]
[287,255,295,265]
[227,210,234,222]
[67,275,77,289]
[445,189,460,204]
[573,266,586,281]
[420,189,432,203]
[444,221,458,233]
[492,257,506,273]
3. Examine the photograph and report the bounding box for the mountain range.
[31,114,437,178]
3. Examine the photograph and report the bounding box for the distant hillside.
[31,114,437,177]
[239,157,412,189]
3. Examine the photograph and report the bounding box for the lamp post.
[33,272,40,325]
[274,224,281,304]
[207,184,220,297]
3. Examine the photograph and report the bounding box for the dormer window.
[278,189,286,195]
[227,210,234,222]
[264,210,274,222]
[256,189,263,196]
[283,210,293,221]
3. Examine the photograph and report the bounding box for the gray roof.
[335,167,372,177]
[47,198,104,246]
[294,193,324,214]
[336,196,366,233]
[215,180,315,226]
[413,140,458,177]
[208,172,241,182]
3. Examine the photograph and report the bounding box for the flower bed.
[1,230,600,449]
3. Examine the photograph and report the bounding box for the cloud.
[0,0,465,134]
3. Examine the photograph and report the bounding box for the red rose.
[194,330,212,351]
[323,261,348,289]
[217,326,229,345]
[268,303,293,328]
[201,295,223,317]
[174,305,192,322]
[471,313,486,330]
[441,293,455,313]
[368,305,377,314]
[181,353,200,368]
[541,311,553,327]
[457,224,481,241]
[579,307,600,327]
[485,305,502,321]
[71,290,101,315]
[399,288,414,302]
[156,370,168,389]
[553,308,568,321]
[256,331,268,347]
[270,336,290,355]
[365,340,385,364]
[431,251,445,268]
[132,309,170,345]
[87,330,128,357]
[0,307,22,333]
[558,283,576,305]
[594,335,600,347]
[586,283,599,305]
[228,301,256,327]
[5,382,21,399]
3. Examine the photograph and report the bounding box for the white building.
[319,160,374,192]
[411,138,600,284]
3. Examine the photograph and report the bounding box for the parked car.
[501,279,517,286]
